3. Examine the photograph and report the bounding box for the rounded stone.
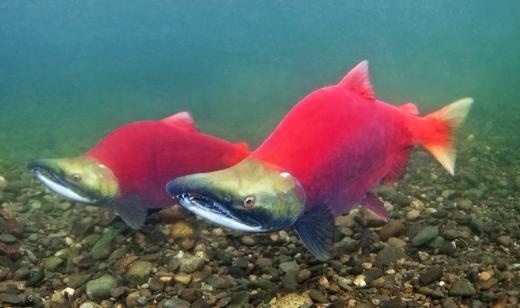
[126,261,153,284]
[86,275,117,300]
[0,233,17,244]
[179,254,204,274]
[44,256,64,272]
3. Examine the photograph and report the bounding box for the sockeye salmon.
[166,61,472,260]
[28,112,250,229]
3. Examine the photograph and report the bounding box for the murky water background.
[1,1,519,163]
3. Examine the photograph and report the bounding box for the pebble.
[169,221,194,239]
[308,288,328,303]
[44,256,64,271]
[271,292,312,308]
[179,253,204,273]
[180,288,202,302]
[297,268,311,283]
[496,235,512,246]
[0,175,7,190]
[375,245,407,266]
[353,275,367,287]
[79,302,103,308]
[86,275,117,300]
[174,273,192,285]
[379,219,404,240]
[240,235,256,246]
[406,209,420,221]
[387,237,407,248]
[126,260,153,284]
[448,279,476,297]
[159,298,190,308]
[418,267,443,285]
[411,226,439,247]
[0,293,23,305]
[0,233,17,244]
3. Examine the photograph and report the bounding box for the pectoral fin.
[362,193,388,222]
[294,206,334,261]
[112,197,148,230]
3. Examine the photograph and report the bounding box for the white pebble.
[61,287,75,297]
[0,176,7,189]
[353,275,366,287]
[406,209,420,220]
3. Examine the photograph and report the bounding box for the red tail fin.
[419,98,473,175]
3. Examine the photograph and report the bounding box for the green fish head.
[27,156,119,204]
[166,158,306,232]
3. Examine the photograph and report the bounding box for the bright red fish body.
[29,112,249,229]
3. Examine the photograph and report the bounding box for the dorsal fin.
[399,102,419,115]
[338,60,375,100]
[161,111,198,132]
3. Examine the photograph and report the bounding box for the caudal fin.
[420,98,473,175]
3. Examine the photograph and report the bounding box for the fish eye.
[71,174,82,182]
[243,196,256,208]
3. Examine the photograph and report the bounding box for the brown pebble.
[297,269,311,283]
[379,219,404,241]
[159,205,187,223]
[0,242,20,260]
[169,221,194,239]
[4,219,24,237]
[180,288,202,302]
[180,238,195,251]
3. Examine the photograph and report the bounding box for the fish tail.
[417,98,473,175]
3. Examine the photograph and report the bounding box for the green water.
[1,1,519,163]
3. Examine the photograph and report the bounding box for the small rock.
[419,267,443,285]
[126,260,153,284]
[411,226,439,247]
[375,246,407,266]
[279,261,299,273]
[169,221,194,239]
[79,302,103,308]
[0,293,23,305]
[180,288,202,302]
[0,176,7,190]
[353,275,366,287]
[256,257,273,269]
[297,268,311,283]
[406,209,420,221]
[272,292,312,308]
[338,277,352,289]
[448,279,476,297]
[241,235,256,246]
[207,275,233,289]
[26,267,44,287]
[496,235,512,246]
[86,275,117,300]
[158,205,187,223]
[379,220,404,240]
[179,253,204,273]
[125,291,141,307]
[0,233,17,244]
[308,289,328,303]
[44,256,64,272]
[66,273,92,288]
[230,291,250,306]
[174,273,192,285]
[458,199,473,210]
[159,298,190,308]
[387,237,407,248]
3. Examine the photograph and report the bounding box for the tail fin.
[420,98,473,175]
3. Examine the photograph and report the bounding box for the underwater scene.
[1,1,520,307]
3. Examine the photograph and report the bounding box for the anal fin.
[361,193,388,222]
[112,197,148,230]
[294,206,334,261]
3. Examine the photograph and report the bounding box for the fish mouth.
[27,160,97,204]
[167,179,265,232]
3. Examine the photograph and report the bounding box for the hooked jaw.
[27,156,119,204]
[166,159,306,232]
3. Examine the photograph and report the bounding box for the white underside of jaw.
[178,199,265,232]
[35,170,95,204]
